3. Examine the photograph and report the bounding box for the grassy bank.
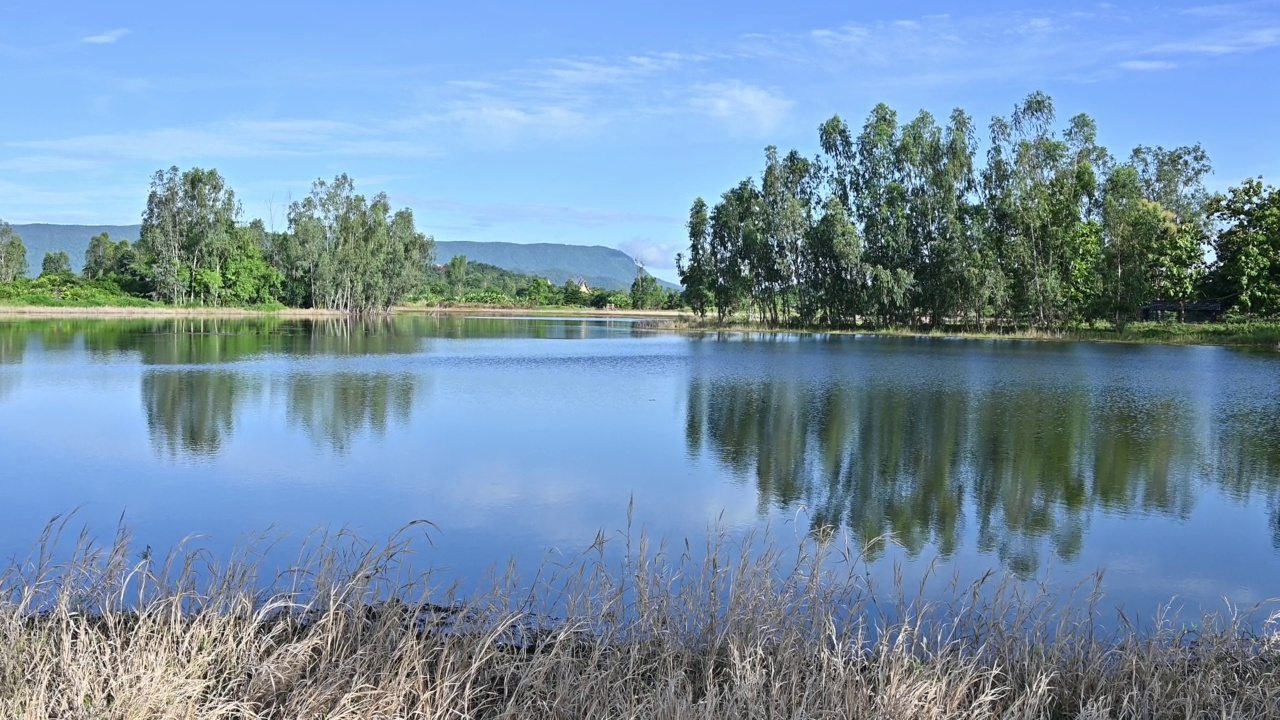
[402,303,691,319]
[0,276,157,309]
[4,525,1278,719]
[675,316,1280,349]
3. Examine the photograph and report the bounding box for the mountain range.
[6,224,678,292]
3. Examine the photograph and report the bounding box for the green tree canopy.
[280,174,434,312]
[137,166,241,305]
[1209,178,1280,317]
[0,222,28,283]
[40,251,72,277]
[629,272,664,310]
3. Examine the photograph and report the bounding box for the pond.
[1,315,1279,616]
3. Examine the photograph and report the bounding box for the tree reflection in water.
[686,376,1278,575]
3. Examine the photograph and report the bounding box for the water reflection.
[139,370,426,459]
[144,371,260,458]
[686,375,1280,573]
[99,317,426,364]
[0,325,22,402]
[285,373,419,453]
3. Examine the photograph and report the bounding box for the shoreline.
[0,303,688,320]
[0,305,346,319]
[2,303,1277,349]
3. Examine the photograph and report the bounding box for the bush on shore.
[3,522,1279,719]
[0,275,156,308]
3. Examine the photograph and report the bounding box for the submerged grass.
[3,519,1280,719]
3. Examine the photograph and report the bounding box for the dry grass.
[3,518,1279,719]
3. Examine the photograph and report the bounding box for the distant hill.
[5,224,680,291]
[9,224,142,274]
[435,241,678,292]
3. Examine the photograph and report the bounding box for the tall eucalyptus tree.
[283,175,433,313]
[0,222,27,283]
[676,198,714,318]
[138,167,241,305]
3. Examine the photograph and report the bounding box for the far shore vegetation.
[2,90,1279,350]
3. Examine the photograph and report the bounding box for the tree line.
[677,91,1280,329]
[422,254,680,310]
[2,168,435,312]
[2,165,681,312]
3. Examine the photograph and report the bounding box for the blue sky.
[1,1,1278,282]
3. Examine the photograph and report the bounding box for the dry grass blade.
[1,521,1277,719]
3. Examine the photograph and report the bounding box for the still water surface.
[2,316,1279,614]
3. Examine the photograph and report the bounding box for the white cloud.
[1117,60,1178,71]
[1149,26,1280,55]
[793,6,1278,87]
[82,29,131,45]
[618,238,681,270]
[10,119,436,163]
[0,155,107,173]
[691,81,793,136]
[431,104,592,142]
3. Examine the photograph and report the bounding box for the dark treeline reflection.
[0,323,22,402]
[0,315,638,368]
[686,378,1279,574]
[142,369,424,459]
[144,371,259,458]
[106,317,427,364]
[284,372,418,453]
[0,317,432,365]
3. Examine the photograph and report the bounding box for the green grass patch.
[0,276,157,308]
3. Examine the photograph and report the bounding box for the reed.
[3,517,1277,719]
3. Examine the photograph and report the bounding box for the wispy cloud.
[690,81,793,137]
[81,29,131,45]
[0,155,109,173]
[782,5,1278,87]
[1117,60,1178,71]
[404,52,701,144]
[1148,26,1280,55]
[11,119,436,164]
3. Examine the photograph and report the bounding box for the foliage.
[39,251,72,278]
[590,289,632,309]
[276,174,434,312]
[83,232,150,296]
[1208,178,1280,318]
[137,166,242,305]
[0,222,27,283]
[629,272,664,310]
[445,255,468,298]
[460,288,515,306]
[676,198,713,317]
[0,274,156,307]
[683,91,1234,330]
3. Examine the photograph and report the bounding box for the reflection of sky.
[1,320,1279,623]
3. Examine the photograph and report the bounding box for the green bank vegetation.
[677,91,1280,337]
[679,315,1280,348]
[4,522,1280,719]
[1,209,678,313]
[412,255,681,311]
